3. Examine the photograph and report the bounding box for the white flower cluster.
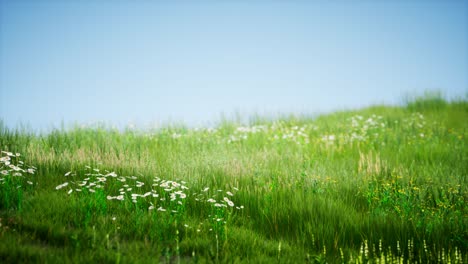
[227,125,268,143]
[0,151,36,186]
[55,167,120,195]
[145,126,221,142]
[194,187,244,210]
[55,168,194,213]
[404,113,425,128]
[321,134,336,142]
[55,166,245,223]
[227,123,313,145]
[269,124,311,145]
[344,114,386,143]
[402,113,429,141]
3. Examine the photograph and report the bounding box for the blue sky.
[1,0,467,131]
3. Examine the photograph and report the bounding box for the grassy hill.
[1,94,466,263]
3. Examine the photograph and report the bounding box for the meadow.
[0,94,466,263]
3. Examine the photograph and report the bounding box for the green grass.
[0,94,467,263]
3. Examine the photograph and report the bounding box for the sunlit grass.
[0,94,466,263]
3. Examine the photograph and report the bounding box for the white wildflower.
[56,182,69,190]
[10,165,23,171]
[136,181,144,186]
[174,190,186,199]
[106,172,117,177]
[223,197,234,206]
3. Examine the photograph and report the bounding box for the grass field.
[0,93,466,263]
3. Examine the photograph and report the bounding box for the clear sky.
[1,0,467,131]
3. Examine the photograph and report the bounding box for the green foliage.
[0,177,23,210]
[0,96,467,262]
[404,90,448,112]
